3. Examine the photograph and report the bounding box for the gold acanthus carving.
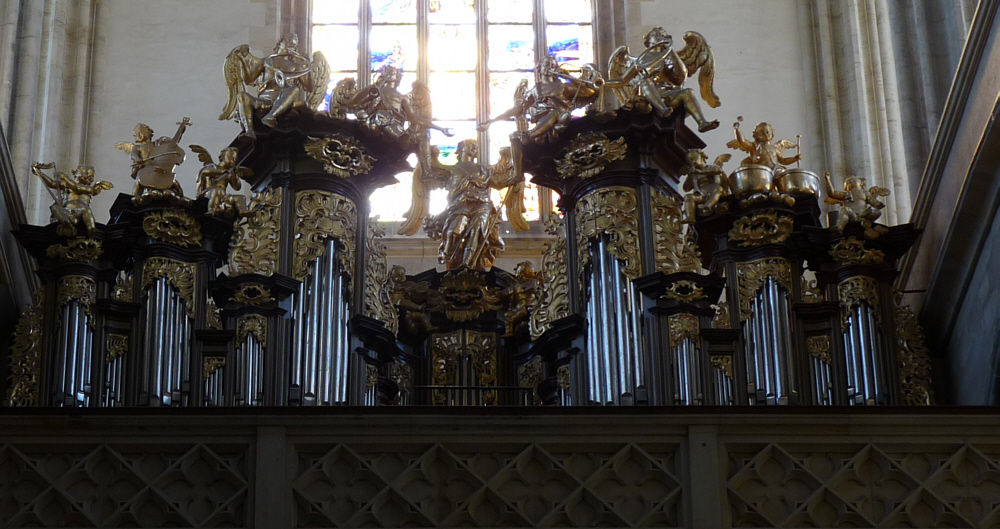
[365,222,398,335]
[6,292,43,406]
[237,314,267,344]
[232,284,274,305]
[712,300,731,329]
[293,190,357,282]
[838,276,881,328]
[142,210,202,247]
[529,216,570,340]
[576,187,641,281]
[651,188,701,273]
[112,272,133,302]
[206,300,223,330]
[668,314,700,348]
[728,210,793,246]
[57,276,97,323]
[801,277,823,303]
[431,330,497,405]
[46,237,102,261]
[229,187,281,276]
[555,133,627,179]
[735,258,792,322]
[204,357,225,378]
[894,300,934,405]
[806,335,831,365]
[711,355,733,380]
[142,257,196,319]
[830,237,885,265]
[106,334,128,364]
[305,134,376,178]
[427,269,502,322]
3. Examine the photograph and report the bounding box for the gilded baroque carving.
[365,222,398,335]
[426,269,502,322]
[830,237,885,265]
[838,276,881,328]
[142,210,202,247]
[232,284,274,305]
[204,357,226,378]
[46,237,103,261]
[728,210,793,246]
[229,187,282,276]
[894,301,935,405]
[106,333,129,364]
[389,360,412,405]
[664,280,705,302]
[806,335,831,365]
[735,258,792,322]
[206,301,223,330]
[557,364,571,390]
[668,314,700,348]
[293,190,357,282]
[112,272,133,302]
[431,330,497,405]
[142,257,196,318]
[365,364,378,391]
[237,314,267,344]
[712,300,731,329]
[801,277,823,303]
[518,356,543,405]
[651,188,701,274]
[304,134,376,177]
[554,133,627,179]
[57,276,97,320]
[576,187,641,280]
[6,292,43,406]
[529,216,570,340]
[711,355,733,380]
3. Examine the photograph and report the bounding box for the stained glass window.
[311,0,593,222]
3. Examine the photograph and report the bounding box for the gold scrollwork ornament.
[6,292,43,406]
[806,335,831,365]
[663,280,705,302]
[894,300,934,405]
[106,334,129,364]
[711,355,734,380]
[142,257,196,318]
[365,222,398,335]
[142,210,202,247]
[237,314,267,344]
[830,237,885,265]
[530,216,570,340]
[427,269,503,322]
[735,258,792,322]
[555,133,627,179]
[838,276,881,328]
[576,187,641,281]
[204,357,226,378]
[293,190,357,282]
[651,188,701,274]
[728,210,794,247]
[304,134,376,178]
[668,313,700,348]
[46,238,103,261]
[229,187,282,276]
[232,284,274,305]
[57,276,97,322]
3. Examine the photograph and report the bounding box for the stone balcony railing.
[1,408,998,529]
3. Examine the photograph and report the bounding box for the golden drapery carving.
[6,292,43,406]
[829,237,885,265]
[142,257,196,318]
[229,187,282,276]
[728,210,793,247]
[143,210,203,247]
[106,333,129,364]
[735,258,792,322]
[576,186,641,280]
[364,222,398,335]
[651,188,701,274]
[529,217,570,340]
[555,133,627,179]
[894,301,935,405]
[304,134,376,178]
[838,276,881,328]
[293,190,357,282]
[46,237,103,261]
[237,314,267,344]
[431,330,497,405]
[668,313,700,348]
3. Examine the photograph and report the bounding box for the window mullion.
[359,0,371,88]
[533,0,547,61]
[416,0,429,84]
[476,0,490,165]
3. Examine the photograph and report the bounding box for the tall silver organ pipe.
[671,333,703,405]
[290,239,353,405]
[141,277,193,406]
[843,303,889,405]
[204,360,225,406]
[742,277,795,405]
[583,237,646,405]
[53,300,93,406]
[234,333,264,406]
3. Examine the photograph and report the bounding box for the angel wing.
[676,32,720,108]
[305,51,330,109]
[398,158,432,236]
[234,166,254,182]
[328,78,358,118]
[775,139,797,152]
[407,80,434,122]
[712,153,732,167]
[868,186,891,198]
[188,145,215,165]
[608,46,637,104]
[114,142,134,155]
[488,147,529,232]
[219,44,263,120]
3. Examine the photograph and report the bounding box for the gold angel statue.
[681,149,732,222]
[726,119,800,168]
[190,146,251,217]
[824,173,891,238]
[606,28,720,132]
[219,34,329,138]
[398,140,528,270]
[31,163,112,236]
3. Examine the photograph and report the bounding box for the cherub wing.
[775,139,797,152]
[868,186,891,197]
[398,159,433,236]
[219,44,262,120]
[676,32,721,108]
[305,51,330,109]
[234,166,254,182]
[713,153,732,167]
[188,144,215,165]
[114,142,134,155]
[608,45,636,103]
[407,80,434,121]
[489,148,529,232]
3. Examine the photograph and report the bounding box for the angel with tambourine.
[219,34,329,138]
[398,140,528,271]
[606,28,721,132]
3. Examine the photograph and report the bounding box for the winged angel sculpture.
[398,140,528,271]
[607,28,721,132]
[219,34,329,138]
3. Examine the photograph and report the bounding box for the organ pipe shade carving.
[431,330,498,405]
[365,222,398,334]
[46,237,102,261]
[576,187,641,281]
[650,188,702,273]
[6,293,43,406]
[237,314,267,343]
[229,187,281,276]
[839,276,882,328]
[668,314,699,348]
[105,334,128,364]
[529,216,569,340]
[57,275,97,317]
[293,190,357,282]
[141,258,196,318]
[736,258,792,322]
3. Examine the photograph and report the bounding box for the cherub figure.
[606,28,720,132]
[190,146,252,217]
[680,149,732,223]
[823,173,891,238]
[115,119,190,200]
[504,261,542,337]
[726,119,800,169]
[219,34,329,138]
[31,163,113,236]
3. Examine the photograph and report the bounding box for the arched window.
[311,0,594,221]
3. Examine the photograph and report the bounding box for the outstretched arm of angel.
[823,172,846,204]
[31,162,60,189]
[404,81,453,136]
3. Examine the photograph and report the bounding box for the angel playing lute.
[606,28,720,132]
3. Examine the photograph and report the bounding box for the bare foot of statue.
[699,120,720,133]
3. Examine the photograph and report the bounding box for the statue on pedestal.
[727,119,800,169]
[680,149,732,222]
[190,146,251,217]
[31,163,112,236]
[824,173,890,238]
[115,119,190,203]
